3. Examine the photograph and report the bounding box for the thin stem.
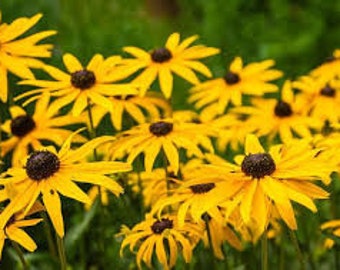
[261,233,268,270]
[56,234,67,270]
[279,238,285,270]
[289,230,306,270]
[203,215,217,269]
[40,212,57,258]
[11,241,29,270]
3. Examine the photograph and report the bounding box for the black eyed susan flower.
[0,202,43,259]
[17,53,138,116]
[189,56,283,120]
[109,118,214,174]
[310,49,340,80]
[180,135,333,241]
[232,80,322,143]
[88,93,171,131]
[0,13,56,102]
[293,75,340,124]
[121,32,220,98]
[119,214,203,270]
[0,132,132,237]
[1,93,86,166]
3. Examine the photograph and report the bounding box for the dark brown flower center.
[151,218,173,234]
[10,115,36,137]
[149,121,173,136]
[71,69,96,89]
[241,153,276,179]
[26,151,60,181]
[151,48,172,63]
[190,183,215,194]
[274,100,293,117]
[224,72,240,85]
[320,85,336,97]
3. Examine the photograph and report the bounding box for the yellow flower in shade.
[89,93,171,131]
[178,135,333,241]
[1,93,85,166]
[200,211,243,259]
[109,118,214,174]
[293,75,340,124]
[310,49,340,80]
[321,219,340,249]
[121,32,220,98]
[119,214,203,270]
[0,13,56,102]
[0,202,43,259]
[232,81,322,143]
[0,132,132,237]
[17,53,138,116]
[189,57,283,119]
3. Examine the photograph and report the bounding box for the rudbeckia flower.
[293,75,340,124]
[109,118,214,174]
[311,49,340,80]
[0,13,56,102]
[17,53,138,116]
[88,93,171,131]
[232,80,322,143]
[0,132,132,237]
[121,32,220,98]
[189,56,283,120]
[0,202,43,259]
[178,135,333,241]
[1,93,85,166]
[119,214,203,270]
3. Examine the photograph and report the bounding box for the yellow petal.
[158,67,173,99]
[63,53,83,73]
[6,227,37,252]
[245,134,265,154]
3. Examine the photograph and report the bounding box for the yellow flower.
[121,32,220,98]
[0,202,43,259]
[293,75,340,124]
[119,214,203,270]
[232,80,322,143]
[180,135,333,241]
[1,93,85,166]
[189,56,282,119]
[84,186,109,211]
[89,93,171,131]
[110,118,214,174]
[321,219,340,249]
[0,132,132,237]
[0,13,56,102]
[17,53,138,116]
[310,49,340,80]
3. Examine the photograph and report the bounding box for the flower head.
[1,93,85,166]
[121,32,220,98]
[0,13,56,102]
[0,131,131,237]
[17,53,138,116]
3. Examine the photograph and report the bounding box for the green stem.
[203,215,220,269]
[289,230,306,270]
[261,233,268,270]
[11,241,29,270]
[40,212,57,258]
[279,238,285,270]
[56,234,67,270]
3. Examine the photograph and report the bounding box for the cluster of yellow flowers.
[1,13,340,269]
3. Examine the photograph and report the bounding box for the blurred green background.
[2,0,340,96]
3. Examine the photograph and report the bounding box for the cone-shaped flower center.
[320,85,336,97]
[241,153,276,179]
[10,115,36,137]
[151,218,173,234]
[151,48,172,63]
[190,183,215,194]
[224,72,240,85]
[26,150,60,181]
[149,121,173,136]
[274,100,293,117]
[71,69,96,89]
